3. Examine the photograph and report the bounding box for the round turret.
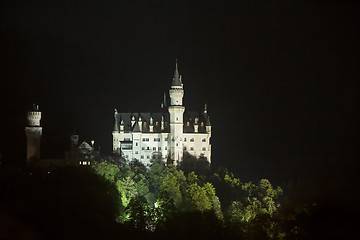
[27,104,41,127]
[25,103,43,164]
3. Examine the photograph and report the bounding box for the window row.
[183,138,207,142]
[122,137,207,143]
[79,161,91,165]
[183,147,207,151]
[142,146,162,151]
[134,147,167,154]
[141,137,162,142]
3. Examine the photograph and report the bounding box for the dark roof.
[171,60,182,87]
[132,121,141,132]
[114,111,210,134]
[30,103,40,112]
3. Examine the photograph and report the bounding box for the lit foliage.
[92,161,120,182]
[90,157,315,239]
[158,166,185,208]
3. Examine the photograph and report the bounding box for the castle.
[112,60,212,165]
[25,104,96,170]
[25,60,212,169]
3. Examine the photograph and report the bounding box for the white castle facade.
[112,61,212,165]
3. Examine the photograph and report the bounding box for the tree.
[158,169,184,208]
[125,196,152,230]
[92,161,121,182]
[178,151,211,176]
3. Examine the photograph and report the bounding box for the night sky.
[1,1,359,204]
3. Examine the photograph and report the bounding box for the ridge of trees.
[0,153,326,239]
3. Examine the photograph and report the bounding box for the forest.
[0,153,351,239]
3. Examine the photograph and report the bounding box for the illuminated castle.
[112,61,212,165]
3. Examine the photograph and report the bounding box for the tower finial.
[171,59,181,87]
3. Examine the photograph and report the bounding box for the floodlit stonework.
[112,61,212,165]
[25,104,42,165]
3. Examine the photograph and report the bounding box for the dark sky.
[1,1,359,202]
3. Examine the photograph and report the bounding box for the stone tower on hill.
[25,104,42,165]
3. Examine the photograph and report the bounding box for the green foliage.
[87,156,319,239]
[125,196,151,230]
[116,177,137,207]
[178,151,211,176]
[2,153,322,239]
[148,161,166,196]
[92,161,121,182]
[187,183,213,211]
[159,169,184,207]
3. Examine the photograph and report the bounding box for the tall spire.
[171,59,182,87]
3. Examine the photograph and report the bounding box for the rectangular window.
[190,138,194,142]
[153,147,156,150]
[165,137,168,141]
[142,147,145,150]
[158,147,161,150]
[147,155,150,159]
[141,155,144,159]
[202,147,206,151]
[190,147,194,151]
[184,147,187,150]
[165,146,167,150]
[184,138,186,142]
[202,138,206,142]
[154,138,160,142]
[135,151,138,154]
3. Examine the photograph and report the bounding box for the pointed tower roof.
[171,59,182,87]
[113,109,119,131]
[132,121,141,132]
[206,116,211,126]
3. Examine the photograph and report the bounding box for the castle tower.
[25,104,42,165]
[70,130,79,151]
[168,59,185,163]
[112,109,120,153]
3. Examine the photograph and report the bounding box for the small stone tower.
[112,109,120,153]
[25,104,42,164]
[168,59,185,163]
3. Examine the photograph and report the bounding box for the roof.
[30,103,40,112]
[171,59,182,87]
[114,111,210,134]
[132,121,141,132]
